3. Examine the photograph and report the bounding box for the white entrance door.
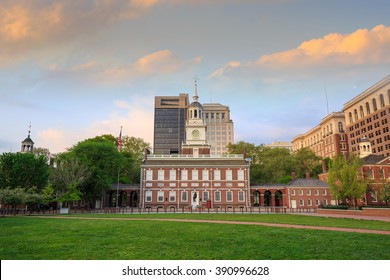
[291,200,297,209]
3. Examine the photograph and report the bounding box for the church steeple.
[21,123,34,153]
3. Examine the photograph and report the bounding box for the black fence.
[1,206,317,216]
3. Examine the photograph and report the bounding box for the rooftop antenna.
[324,80,330,115]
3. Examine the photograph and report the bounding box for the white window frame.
[169,170,176,181]
[238,191,245,202]
[158,170,164,181]
[202,191,209,201]
[145,191,152,202]
[226,170,233,181]
[214,170,221,181]
[299,199,304,206]
[202,169,209,180]
[237,170,244,181]
[146,170,153,181]
[315,189,319,196]
[181,170,188,181]
[226,191,233,202]
[307,199,312,206]
[192,170,198,181]
[298,189,303,196]
[322,189,327,195]
[214,191,221,202]
[306,189,311,195]
[181,191,188,202]
[157,191,164,202]
[315,199,320,206]
[169,191,176,202]
[290,189,295,195]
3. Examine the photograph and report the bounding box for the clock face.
[192,129,200,138]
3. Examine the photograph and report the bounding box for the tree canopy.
[327,155,368,207]
[227,142,323,184]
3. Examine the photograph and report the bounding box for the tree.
[67,137,122,208]
[293,148,322,178]
[0,152,50,191]
[258,147,296,184]
[379,182,390,206]
[327,155,368,207]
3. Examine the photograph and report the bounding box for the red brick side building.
[250,174,333,209]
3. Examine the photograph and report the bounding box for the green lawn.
[64,213,390,231]
[0,214,389,260]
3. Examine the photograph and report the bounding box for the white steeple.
[193,79,199,103]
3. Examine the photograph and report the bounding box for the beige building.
[203,103,234,155]
[265,141,292,151]
[291,112,348,158]
[343,74,390,157]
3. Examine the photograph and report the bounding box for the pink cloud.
[257,25,390,67]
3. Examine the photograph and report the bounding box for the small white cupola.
[359,136,372,158]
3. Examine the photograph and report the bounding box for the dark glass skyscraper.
[153,94,189,154]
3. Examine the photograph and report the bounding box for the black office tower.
[154,94,189,154]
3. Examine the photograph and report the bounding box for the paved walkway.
[289,212,390,222]
[32,215,390,235]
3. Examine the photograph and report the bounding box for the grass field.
[1,214,389,260]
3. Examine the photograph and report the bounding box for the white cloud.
[209,61,241,78]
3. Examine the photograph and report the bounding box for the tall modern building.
[203,103,234,155]
[342,74,390,157]
[153,93,189,154]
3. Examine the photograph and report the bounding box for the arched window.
[349,112,353,124]
[330,123,333,133]
[372,98,377,111]
[354,109,358,121]
[359,106,364,118]
[338,122,343,132]
[366,102,370,115]
[379,94,385,108]
[194,109,197,118]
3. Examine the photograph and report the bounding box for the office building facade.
[342,75,390,157]
[153,93,189,154]
[203,103,234,155]
[291,112,348,158]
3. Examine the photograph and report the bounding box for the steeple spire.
[193,78,199,103]
[28,123,31,138]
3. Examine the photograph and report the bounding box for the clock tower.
[182,80,211,157]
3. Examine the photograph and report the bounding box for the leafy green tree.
[56,183,82,208]
[379,182,390,206]
[258,147,296,184]
[293,148,322,178]
[67,137,122,208]
[327,155,368,207]
[227,141,259,162]
[0,187,28,211]
[0,152,50,191]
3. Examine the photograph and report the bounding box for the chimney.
[321,160,327,173]
[306,172,310,179]
[291,172,296,180]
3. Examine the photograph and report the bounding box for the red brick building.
[140,84,250,209]
[250,173,333,209]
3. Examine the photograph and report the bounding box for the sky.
[1,0,390,154]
